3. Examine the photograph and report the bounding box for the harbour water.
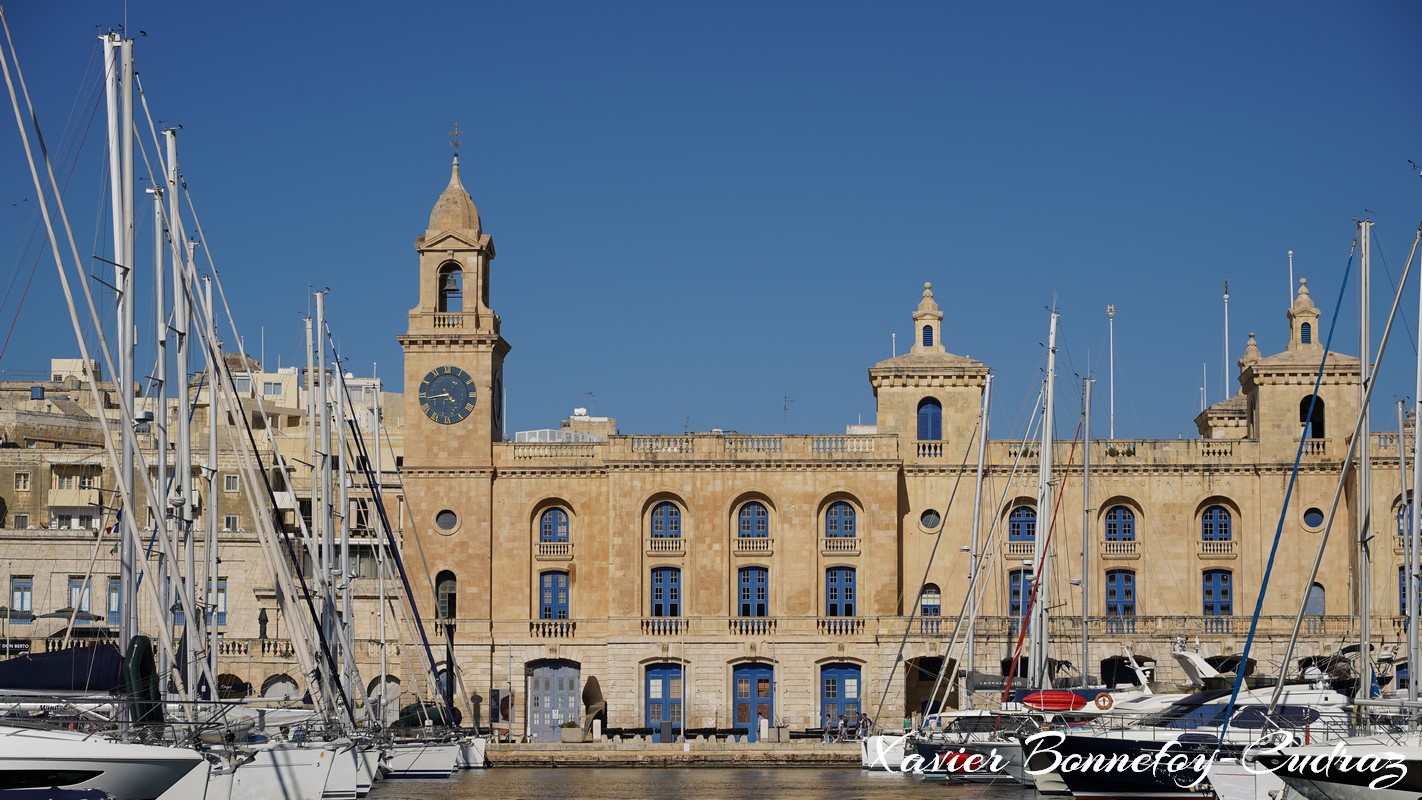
[366,767,1033,799]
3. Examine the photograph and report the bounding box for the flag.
[107,508,123,555]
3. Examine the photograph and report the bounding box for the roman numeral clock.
[418,365,476,425]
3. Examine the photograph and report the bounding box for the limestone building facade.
[0,157,1408,743]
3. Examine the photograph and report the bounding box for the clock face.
[419,366,476,424]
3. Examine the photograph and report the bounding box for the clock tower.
[399,153,510,468]
[398,153,509,648]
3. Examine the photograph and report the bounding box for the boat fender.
[1093,693,1113,710]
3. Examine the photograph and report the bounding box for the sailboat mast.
[204,276,220,693]
[374,370,389,725]
[177,236,198,713]
[1411,238,1422,703]
[1031,311,1059,691]
[966,373,993,681]
[1081,377,1092,689]
[317,292,335,649]
[104,32,139,648]
[1358,219,1373,707]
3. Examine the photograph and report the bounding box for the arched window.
[1201,506,1232,541]
[650,567,681,617]
[436,570,457,620]
[917,398,942,441]
[1104,506,1135,541]
[825,567,856,617]
[922,325,934,347]
[650,502,681,539]
[1305,583,1325,616]
[540,508,569,543]
[821,664,861,730]
[1300,396,1325,439]
[738,567,768,617]
[1300,322,1312,344]
[539,571,569,619]
[825,501,856,538]
[738,502,769,538]
[437,263,462,313]
[1008,506,1036,541]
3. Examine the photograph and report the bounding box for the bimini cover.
[0,643,122,692]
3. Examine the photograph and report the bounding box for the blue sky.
[1,2,1420,442]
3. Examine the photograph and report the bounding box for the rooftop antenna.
[1222,280,1230,402]
[891,332,896,357]
[582,390,595,415]
[1201,362,1207,413]
[782,395,795,434]
[1107,304,1116,439]
[1288,251,1294,308]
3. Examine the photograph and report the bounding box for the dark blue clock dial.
[419,366,476,424]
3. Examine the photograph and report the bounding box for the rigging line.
[1001,417,1083,706]
[1218,239,1367,748]
[1374,225,1418,357]
[0,81,104,362]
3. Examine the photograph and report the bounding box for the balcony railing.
[432,313,464,328]
[818,617,865,636]
[641,618,687,636]
[821,536,859,555]
[1005,540,1035,558]
[734,536,773,555]
[729,618,775,636]
[1100,538,1138,558]
[916,441,944,458]
[530,620,576,638]
[1198,539,1236,558]
[1298,439,1329,457]
[646,536,685,556]
[535,541,573,560]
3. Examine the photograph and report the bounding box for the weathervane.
[449,122,463,156]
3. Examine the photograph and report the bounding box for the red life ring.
[1094,693,1114,710]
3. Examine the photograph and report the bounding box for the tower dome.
[427,155,482,235]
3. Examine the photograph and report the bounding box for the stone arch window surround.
[532,498,576,560]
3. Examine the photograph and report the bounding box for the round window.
[1302,507,1325,529]
[435,510,459,531]
[920,509,942,530]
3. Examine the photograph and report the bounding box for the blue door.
[645,664,683,742]
[732,663,773,742]
[527,660,580,742]
[820,664,861,734]
[738,567,768,617]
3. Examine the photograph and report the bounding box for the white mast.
[104,32,139,648]
[204,276,220,692]
[373,371,389,725]
[966,373,993,682]
[317,292,335,652]
[1081,377,1092,688]
[1107,304,1115,439]
[335,351,357,705]
[1358,219,1373,707]
[177,236,197,713]
[1412,260,1422,702]
[1030,312,1059,691]
[1222,280,1230,402]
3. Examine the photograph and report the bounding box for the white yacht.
[0,723,205,800]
